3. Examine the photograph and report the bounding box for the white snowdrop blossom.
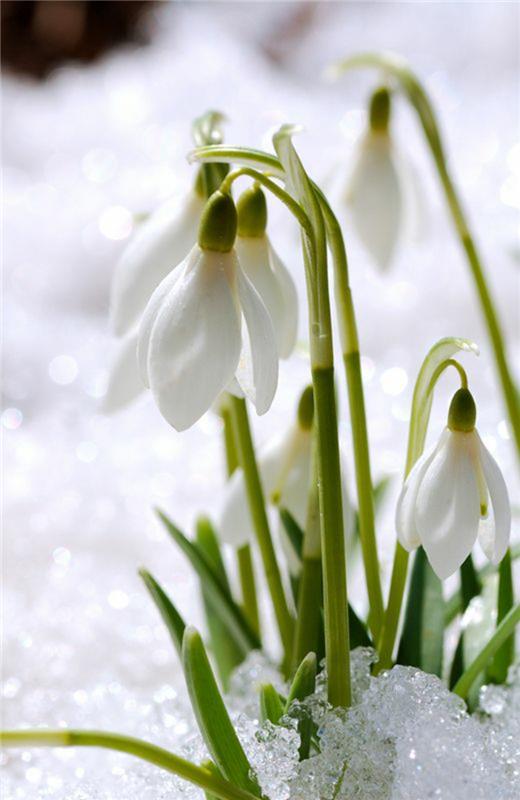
[219,389,353,558]
[342,86,425,270]
[102,329,143,413]
[235,182,298,359]
[110,190,204,337]
[396,388,510,580]
[137,191,278,431]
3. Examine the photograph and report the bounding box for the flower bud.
[198,190,237,253]
[369,86,391,134]
[237,184,268,238]
[448,388,477,432]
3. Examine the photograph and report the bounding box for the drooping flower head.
[342,86,425,270]
[396,387,511,579]
[137,190,279,431]
[235,183,298,359]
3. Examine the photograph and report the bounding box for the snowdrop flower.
[102,329,143,413]
[396,388,510,580]
[219,386,353,553]
[235,184,298,358]
[137,190,278,431]
[110,188,205,337]
[342,86,425,270]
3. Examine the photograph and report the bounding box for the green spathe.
[237,184,268,238]
[369,86,391,133]
[448,388,477,432]
[199,191,237,253]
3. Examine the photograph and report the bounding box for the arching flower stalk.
[396,387,510,580]
[137,190,279,431]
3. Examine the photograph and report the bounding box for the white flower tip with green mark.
[109,191,204,338]
[137,241,278,432]
[396,406,511,579]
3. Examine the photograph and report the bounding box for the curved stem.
[315,188,384,640]
[0,730,259,800]
[333,53,520,466]
[453,603,520,699]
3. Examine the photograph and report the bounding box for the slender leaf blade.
[182,627,260,796]
[139,569,185,657]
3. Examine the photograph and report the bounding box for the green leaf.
[396,548,444,676]
[139,569,185,657]
[279,508,304,567]
[285,652,317,760]
[448,555,482,689]
[348,603,372,649]
[157,510,260,656]
[259,684,285,725]
[182,627,260,796]
[461,574,498,708]
[196,517,244,691]
[487,550,515,683]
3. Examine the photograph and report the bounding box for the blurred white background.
[2,2,519,797]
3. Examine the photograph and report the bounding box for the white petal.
[416,430,480,579]
[346,132,403,270]
[101,331,144,413]
[137,255,186,386]
[235,266,278,416]
[110,191,203,336]
[236,237,287,357]
[476,432,511,564]
[147,248,242,431]
[395,434,447,552]
[268,240,298,358]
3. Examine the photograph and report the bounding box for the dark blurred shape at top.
[1,0,156,80]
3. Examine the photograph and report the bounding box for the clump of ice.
[225,648,519,800]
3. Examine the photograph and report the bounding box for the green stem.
[333,53,520,465]
[453,603,520,699]
[0,730,259,800]
[293,438,322,670]
[316,189,384,640]
[229,395,294,671]
[221,401,260,638]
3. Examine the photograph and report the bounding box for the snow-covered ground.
[2,2,519,798]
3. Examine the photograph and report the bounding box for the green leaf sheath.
[396,548,444,677]
[259,684,285,725]
[157,510,260,655]
[0,730,259,800]
[182,627,261,796]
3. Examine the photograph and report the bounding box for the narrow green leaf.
[202,760,225,800]
[182,627,260,796]
[196,517,244,690]
[461,575,498,708]
[259,684,285,725]
[454,602,520,700]
[488,550,515,683]
[448,555,482,688]
[157,509,260,655]
[348,604,372,649]
[285,652,317,760]
[444,543,520,625]
[396,548,444,676]
[139,569,185,657]
[279,508,304,567]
